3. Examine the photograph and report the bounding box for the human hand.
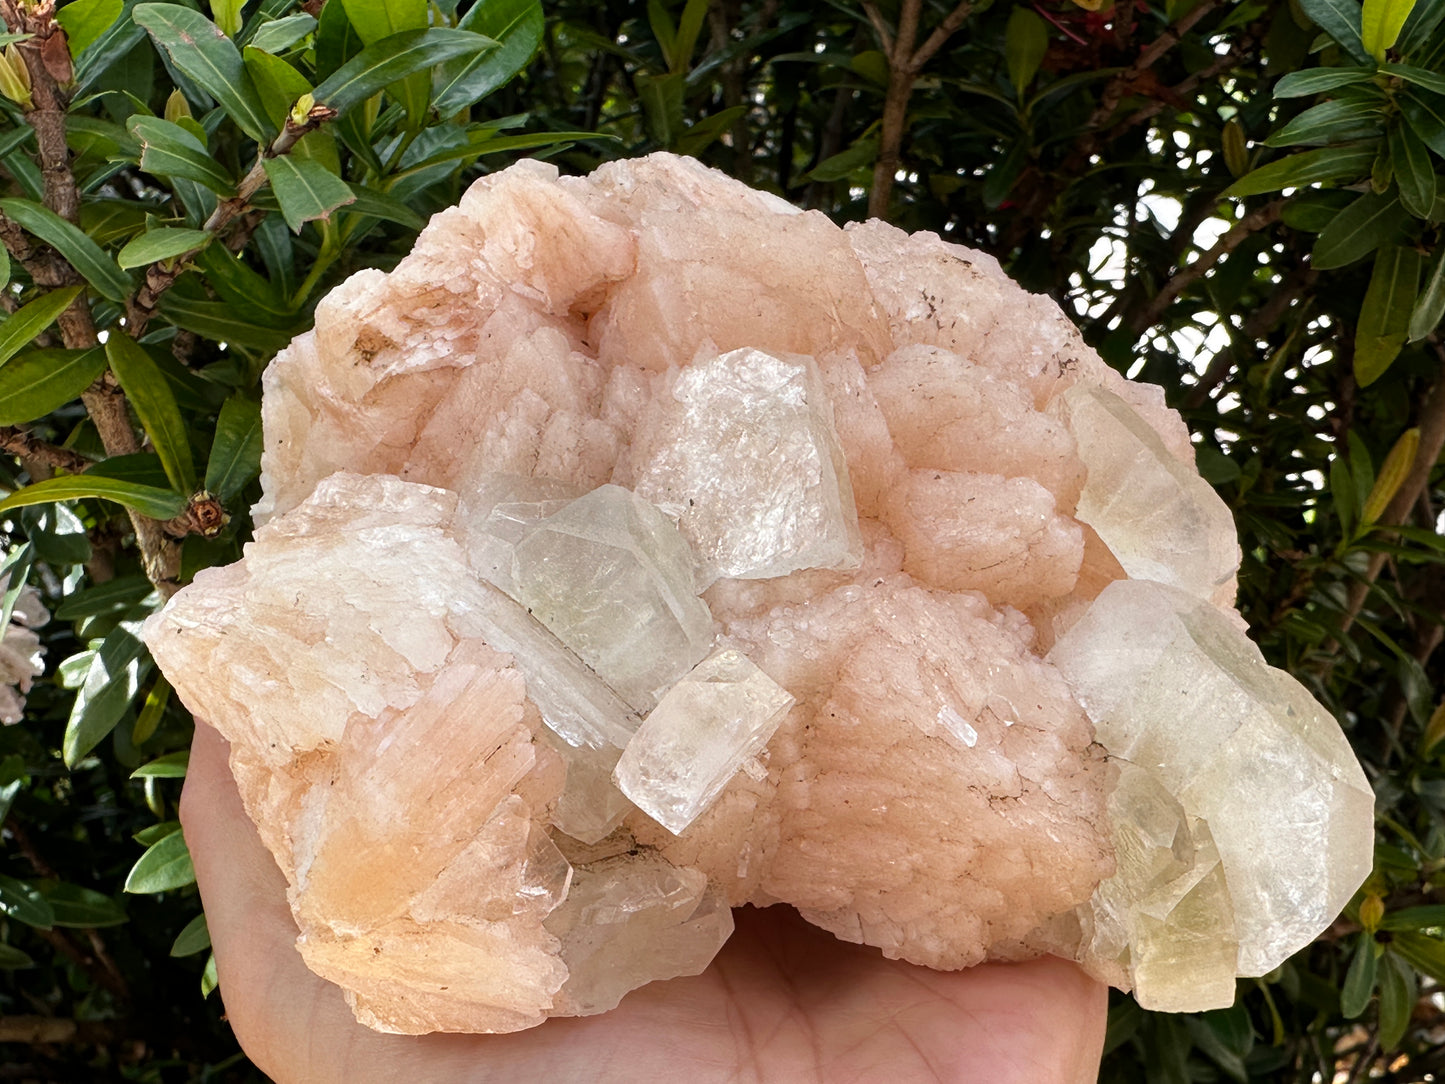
[180,722,1107,1084]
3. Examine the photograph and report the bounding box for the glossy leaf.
[0,944,34,969]
[1005,7,1049,98]
[0,346,107,426]
[156,294,299,351]
[1401,87,1445,155]
[1381,61,1445,95]
[106,333,196,493]
[63,620,151,767]
[1223,142,1376,196]
[1273,66,1375,96]
[1388,121,1436,217]
[116,226,211,269]
[1361,0,1416,59]
[170,911,210,956]
[1264,97,1385,147]
[0,286,84,369]
[243,44,313,131]
[1397,0,1445,53]
[433,0,544,118]
[341,184,425,230]
[1341,933,1378,1016]
[131,749,189,778]
[0,875,53,929]
[0,199,131,301]
[248,13,317,55]
[54,575,154,621]
[0,474,187,520]
[207,0,242,37]
[43,883,128,928]
[130,673,170,745]
[1355,245,1421,385]
[128,115,235,194]
[55,0,123,57]
[1312,191,1411,269]
[1378,951,1417,1048]
[133,4,275,143]
[204,395,262,502]
[124,826,195,893]
[1299,0,1372,62]
[1410,246,1445,340]
[262,155,356,233]
[311,28,497,117]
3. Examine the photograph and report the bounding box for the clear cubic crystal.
[614,648,794,835]
[1062,384,1240,602]
[513,485,714,710]
[1048,578,1374,979]
[631,348,863,581]
[544,852,733,1015]
[460,474,582,597]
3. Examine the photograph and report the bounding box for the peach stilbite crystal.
[144,152,1373,1034]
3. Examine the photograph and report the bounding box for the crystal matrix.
[145,152,1372,1033]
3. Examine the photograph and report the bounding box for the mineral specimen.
[144,152,1374,1035]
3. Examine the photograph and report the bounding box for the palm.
[182,724,1106,1084]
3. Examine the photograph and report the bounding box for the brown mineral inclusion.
[144,154,1373,1034]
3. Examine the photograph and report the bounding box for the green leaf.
[1392,931,1445,982]
[1398,0,1445,53]
[243,45,314,131]
[1342,933,1379,1016]
[63,619,150,768]
[1389,120,1436,217]
[204,395,262,502]
[0,199,132,303]
[1410,245,1445,340]
[1299,0,1372,62]
[432,0,544,118]
[0,347,107,426]
[0,544,32,636]
[192,244,294,324]
[116,226,211,270]
[105,333,196,493]
[1377,951,1417,1049]
[1331,452,1357,534]
[311,28,497,117]
[261,155,356,233]
[1264,97,1385,147]
[1381,905,1445,930]
[0,875,53,929]
[0,286,84,369]
[170,911,210,956]
[802,138,879,183]
[156,293,298,351]
[1356,245,1422,384]
[1381,61,1445,94]
[54,575,154,621]
[128,115,235,195]
[133,820,178,846]
[1223,142,1376,196]
[1005,7,1049,98]
[1274,65,1376,96]
[671,0,707,73]
[1312,190,1412,268]
[133,4,275,143]
[200,951,217,996]
[131,749,188,778]
[208,0,242,37]
[248,13,317,54]
[341,0,426,43]
[124,826,195,893]
[55,0,123,57]
[0,474,187,520]
[340,184,424,230]
[1401,88,1445,156]
[131,673,169,745]
[0,944,34,968]
[43,883,127,928]
[1362,0,1417,59]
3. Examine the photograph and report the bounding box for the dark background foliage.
[0,0,1438,1077]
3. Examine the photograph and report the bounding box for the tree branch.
[1131,198,1284,333]
[0,427,92,475]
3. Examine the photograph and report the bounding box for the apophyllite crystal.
[143,152,1374,1034]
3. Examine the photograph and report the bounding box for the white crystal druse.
[143,153,1373,1035]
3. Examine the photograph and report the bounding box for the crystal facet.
[1048,578,1375,991]
[630,348,863,581]
[614,648,795,834]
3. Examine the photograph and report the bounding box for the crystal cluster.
[143,153,1374,1034]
